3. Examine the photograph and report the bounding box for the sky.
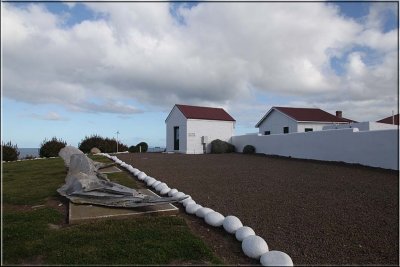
[2,1,399,148]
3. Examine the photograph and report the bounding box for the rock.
[179,195,191,203]
[69,154,97,174]
[172,191,186,199]
[132,169,141,176]
[59,146,84,167]
[160,187,171,195]
[137,172,147,180]
[223,216,243,234]
[204,212,225,227]
[155,183,168,192]
[152,181,161,188]
[196,207,214,218]
[127,166,135,173]
[260,251,293,266]
[186,203,202,214]
[168,189,178,196]
[235,226,256,242]
[183,199,196,207]
[90,147,101,154]
[146,177,157,186]
[242,235,269,259]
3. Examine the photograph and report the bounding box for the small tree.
[2,141,20,161]
[136,142,148,152]
[39,137,67,157]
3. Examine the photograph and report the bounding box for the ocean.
[18,148,39,159]
[17,147,165,159]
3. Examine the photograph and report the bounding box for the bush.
[243,145,256,154]
[210,139,236,154]
[78,135,128,153]
[136,142,148,152]
[129,142,149,153]
[39,137,66,158]
[2,141,20,161]
[128,145,139,153]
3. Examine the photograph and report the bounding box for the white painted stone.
[127,166,135,173]
[131,168,140,176]
[115,159,122,165]
[143,176,152,183]
[137,172,147,180]
[260,251,293,266]
[173,192,186,199]
[155,183,168,192]
[179,195,191,203]
[183,199,196,207]
[242,235,269,259]
[160,187,171,195]
[235,226,256,242]
[168,189,178,196]
[223,216,243,234]
[152,181,161,188]
[146,177,157,186]
[195,207,214,218]
[204,212,225,227]
[120,163,128,168]
[186,203,202,214]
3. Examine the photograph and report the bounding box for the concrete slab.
[98,166,122,174]
[69,189,179,224]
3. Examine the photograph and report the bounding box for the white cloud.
[29,111,69,121]
[2,2,398,123]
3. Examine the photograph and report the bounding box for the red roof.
[377,114,399,125]
[175,104,235,121]
[256,106,355,127]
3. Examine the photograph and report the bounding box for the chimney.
[336,111,342,118]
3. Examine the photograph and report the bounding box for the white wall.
[258,110,298,134]
[232,128,399,170]
[165,106,187,153]
[186,119,234,154]
[297,122,345,132]
[322,121,398,131]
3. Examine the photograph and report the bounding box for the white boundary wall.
[231,128,399,170]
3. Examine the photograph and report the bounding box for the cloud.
[2,2,398,122]
[29,111,69,121]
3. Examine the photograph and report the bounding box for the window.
[283,127,289,134]
[305,128,313,132]
[264,131,271,135]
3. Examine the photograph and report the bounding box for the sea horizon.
[17,146,165,159]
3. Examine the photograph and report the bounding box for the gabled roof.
[166,104,235,122]
[377,114,399,125]
[255,106,355,127]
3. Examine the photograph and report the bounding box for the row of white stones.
[100,153,293,267]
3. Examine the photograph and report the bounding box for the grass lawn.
[2,156,221,265]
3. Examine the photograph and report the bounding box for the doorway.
[174,126,179,150]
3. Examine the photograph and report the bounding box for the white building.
[165,104,235,154]
[255,106,354,135]
[322,121,398,131]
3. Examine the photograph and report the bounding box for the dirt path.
[116,153,399,265]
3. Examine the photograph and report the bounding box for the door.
[174,126,179,150]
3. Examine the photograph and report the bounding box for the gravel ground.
[116,153,399,265]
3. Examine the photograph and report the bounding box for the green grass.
[2,157,222,265]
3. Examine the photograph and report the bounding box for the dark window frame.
[283,127,289,134]
[305,128,313,132]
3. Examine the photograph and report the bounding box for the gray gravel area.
[116,152,399,265]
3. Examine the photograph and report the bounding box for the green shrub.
[2,141,20,161]
[210,139,235,154]
[128,145,139,153]
[78,135,128,153]
[243,145,256,154]
[128,142,149,153]
[39,137,66,158]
